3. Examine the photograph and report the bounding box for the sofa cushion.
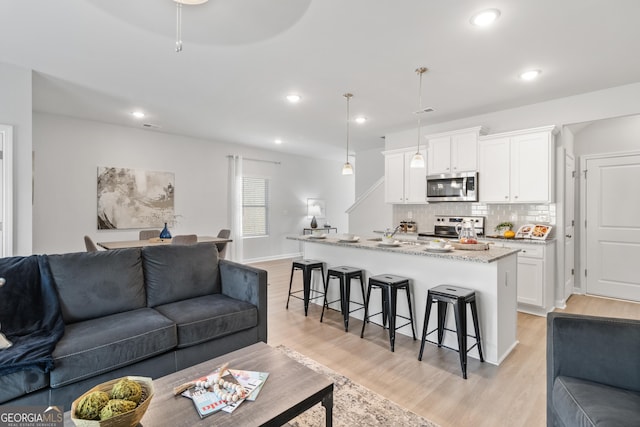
[50,308,177,388]
[143,243,220,307]
[47,249,145,323]
[154,294,257,348]
[0,369,49,404]
[553,375,640,427]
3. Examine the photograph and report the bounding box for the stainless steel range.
[418,215,485,240]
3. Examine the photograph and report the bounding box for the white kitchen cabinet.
[497,241,556,316]
[383,148,427,203]
[426,126,487,174]
[478,125,557,203]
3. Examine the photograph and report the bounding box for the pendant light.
[174,0,209,52]
[410,67,428,168]
[342,93,354,175]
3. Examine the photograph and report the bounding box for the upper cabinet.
[383,148,427,204]
[478,125,557,203]
[426,126,487,174]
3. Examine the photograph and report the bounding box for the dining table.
[96,236,231,250]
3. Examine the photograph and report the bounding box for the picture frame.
[515,224,552,240]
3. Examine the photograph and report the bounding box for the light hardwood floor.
[250,257,640,427]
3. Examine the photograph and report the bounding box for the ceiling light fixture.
[519,69,542,81]
[286,94,301,103]
[470,9,501,27]
[410,67,428,169]
[342,93,354,175]
[355,116,367,124]
[131,111,145,119]
[174,0,209,52]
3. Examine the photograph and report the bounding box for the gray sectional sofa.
[547,312,640,426]
[0,242,267,409]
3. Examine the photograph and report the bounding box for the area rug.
[277,345,439,427]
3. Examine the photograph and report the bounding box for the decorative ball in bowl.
[342,233,355,240]
[70,376,154,427]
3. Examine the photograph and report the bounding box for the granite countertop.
[287,235,520,263]
[482,236,556,245]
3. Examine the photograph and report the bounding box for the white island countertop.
[288,233,520,365]
[287,235,520,263]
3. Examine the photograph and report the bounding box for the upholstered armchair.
[547,312,640,426]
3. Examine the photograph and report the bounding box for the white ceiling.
[2,0,640,161]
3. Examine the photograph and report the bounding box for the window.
[242,176,269,237]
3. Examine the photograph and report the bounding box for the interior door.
[585,154,640,301]
[564,153,575,299]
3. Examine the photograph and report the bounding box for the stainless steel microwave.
[426,172,478,202]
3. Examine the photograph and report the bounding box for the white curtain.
[228,155,243,262]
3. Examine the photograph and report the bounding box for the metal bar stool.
[418,284,484,379]
[360,274,416,352]
[286,259,326,316]
[321,266,366,332]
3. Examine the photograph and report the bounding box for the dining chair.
[84,235,98,252]
[139,229,161,240]
[216,229,231,259]
[171,234,198,245]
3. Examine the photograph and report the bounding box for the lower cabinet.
[499,241,556,316]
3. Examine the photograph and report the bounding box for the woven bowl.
[70,376,154,427]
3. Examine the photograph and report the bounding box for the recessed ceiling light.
[355,116,367,124]
[470,9,501,27]
[274,139,283,144]
[519,69,542,81]
[131,111,145,119]
[286,94,301,103]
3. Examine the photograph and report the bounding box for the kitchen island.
[287,235,520,365]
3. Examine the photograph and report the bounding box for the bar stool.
[286,259,326,316]
[418,284,484,379]
[360,274,416,352]
[321,266,366,332]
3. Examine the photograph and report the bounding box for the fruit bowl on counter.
[449,238,490,250]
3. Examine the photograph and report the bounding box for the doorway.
[582,152,640,301]
[564,152,575,299]
[0,125,13,258]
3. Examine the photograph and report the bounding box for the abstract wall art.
[97,167,175,229]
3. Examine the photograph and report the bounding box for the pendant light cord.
[344,93,353,163]
[415,67,428,153]
[176,2,183,52]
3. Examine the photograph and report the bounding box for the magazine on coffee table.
[180,367,268,417]
[229,369,270,401]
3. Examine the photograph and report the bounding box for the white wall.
[385,82,640,151]
[0,62,32,255]
[33,113,354,259]
[573,114,640,156]
[347,180,392,236]
[354,147,385,197]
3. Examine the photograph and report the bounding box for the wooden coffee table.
[64,342,333,426]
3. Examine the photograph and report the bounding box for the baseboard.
[244,252,302,264]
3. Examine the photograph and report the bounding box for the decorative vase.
[159,223,172,239]
[310,216,318,229]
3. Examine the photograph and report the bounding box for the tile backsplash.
[394,202,556,235]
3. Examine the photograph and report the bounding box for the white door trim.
[0,124,13,257]
[579,149,640,295]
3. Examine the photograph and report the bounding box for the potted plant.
[495,221,515,238]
